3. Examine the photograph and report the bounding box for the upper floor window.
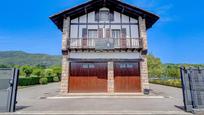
[95,9,114,21]
[112,29,121,39]
[88,29,98,38]
[99,10,109,21]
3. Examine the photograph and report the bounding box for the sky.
[0,0,204,64]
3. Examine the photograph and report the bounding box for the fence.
[0,68,19,112]
[180,67,204,112]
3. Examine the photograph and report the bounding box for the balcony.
[69,38,143,50]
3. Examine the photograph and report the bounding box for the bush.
[19,77,40,86]
[150,79,182,88]
[53,76,60,82]
[39,77,48,85]
[47,76,54,83]
[18,76,60,86]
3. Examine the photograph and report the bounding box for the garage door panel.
[69,62,107,93]
[114,62,141,92]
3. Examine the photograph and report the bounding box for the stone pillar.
[60,55,69,94]
[60,17,70,95]
[140,56,149,93]
[62,17,70,51]
[108,62,114,93]
[139,16,149,93]
[139,16,148,52]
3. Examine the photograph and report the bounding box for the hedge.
[149,79,182,88]
[18,76,60,86]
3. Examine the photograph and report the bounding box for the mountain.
[0,51,61,67]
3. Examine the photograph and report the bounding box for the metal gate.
[180,67,204,112]
[0,68,19,112]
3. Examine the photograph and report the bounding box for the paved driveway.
[12,83,192,115]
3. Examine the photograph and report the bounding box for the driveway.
[12,83,192,115]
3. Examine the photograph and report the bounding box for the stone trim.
[139,16,148,51]
[107,62,114,93]
[60,16,70,95]
[60,55,69,95]
[140,56,149,93]
[62,17,70,51]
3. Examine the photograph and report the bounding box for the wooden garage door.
[69,62,107,93]
[114,62,141,92]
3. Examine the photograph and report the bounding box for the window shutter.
[82,28,87,38]
[109,10,114,21]
[121,28,126,38]
[95,10,99,21]
[106,28,110,38]
[98,28,103,38]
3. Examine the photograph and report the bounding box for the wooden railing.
[69,38,142,49]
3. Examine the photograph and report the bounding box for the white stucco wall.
[70,7,139,38]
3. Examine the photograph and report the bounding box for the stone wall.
[139,16,149,92]
[140,57,149,92]
[60,17,70,95]
[139,16,148,51]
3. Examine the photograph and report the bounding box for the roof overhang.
[50,0,159,31]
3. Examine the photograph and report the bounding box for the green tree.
[32,68,43,77]
[20,65,33,77]
[147,54,163,78]
[165,65,180,79]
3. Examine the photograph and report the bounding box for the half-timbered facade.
[50,0,159,94]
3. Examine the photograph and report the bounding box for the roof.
[50,0,159,31]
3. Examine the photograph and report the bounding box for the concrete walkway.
[8,83,192,115]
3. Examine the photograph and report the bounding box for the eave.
[50,0,159,31]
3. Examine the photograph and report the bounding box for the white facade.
[70,7,139,39]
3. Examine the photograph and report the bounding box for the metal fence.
[0,68,19,112]
[180,67,204,112]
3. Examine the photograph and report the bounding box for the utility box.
[0,68,19,112]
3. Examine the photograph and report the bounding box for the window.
[127,64,133,68]
[112,29,121,38]
[119,64,126,68]
[82,64,89,68]
[119,64,134,68]
[89,64,95,68]
[82,63,95,68]
[88,29,97,38]
[99,10,109,21]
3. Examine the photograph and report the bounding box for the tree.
[20,65,33,77]
[147,54,163,78]
[32,68,43,77]
[165,65,180,79]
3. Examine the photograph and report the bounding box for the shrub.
[19,77,40,86]
[150,79,182,88]
[39,77,48,85]
[30,74,38,78]
[47,76,54,83]
[53,76,60,82]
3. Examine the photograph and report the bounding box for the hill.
[0,51,61,67]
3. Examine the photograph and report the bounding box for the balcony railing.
[69,38,142,50]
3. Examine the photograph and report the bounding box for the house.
[50,0,159,94]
